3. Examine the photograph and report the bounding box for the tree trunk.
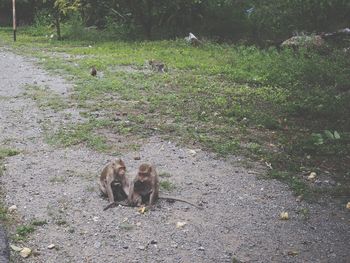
[55,14,61,40]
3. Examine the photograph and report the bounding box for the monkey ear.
[117,159,125,167]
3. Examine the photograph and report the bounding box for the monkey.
[191,38,202,47]
[148,60,167,73]
[129,163,159,208]
[91,66,97,76]
[99,159,129,206]
[128,164,203,209]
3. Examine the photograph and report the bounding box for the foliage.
[2,0,349,42]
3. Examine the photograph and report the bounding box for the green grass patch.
[31,219,48,226]
[46,118,113,151]
[160,180,176,191]
[14,225,35,241]
[0,148,20,159]
[24,84,69,112]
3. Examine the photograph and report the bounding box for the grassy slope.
[0,27,349,200]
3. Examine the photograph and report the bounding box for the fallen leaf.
[346,202,350,210]
[287,250,298,256]
[280,212,289,220]
[296,195,303,202]
[10,244,22,252]
[176,221,187,228]
[8,205,17,213]
[138,206,147,214]
[188,149,197,156]
[307,172,316,181]
[20,247,31,258]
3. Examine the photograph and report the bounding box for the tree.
[42,0,80,39]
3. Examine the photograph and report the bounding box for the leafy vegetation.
[1,0,349,43]
[14,225,35,241]
[0,24,349,200]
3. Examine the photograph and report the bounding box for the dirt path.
[0,47,349,263]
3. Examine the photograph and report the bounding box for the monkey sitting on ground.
[99,159,129,210]
[128,164,202,209]
[91,66,97,76]
[148,60,167,73]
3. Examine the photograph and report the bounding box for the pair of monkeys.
[99,159,202,211]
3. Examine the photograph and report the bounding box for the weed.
[49,176,66,183]
[160,180,176,191]
[31,219,48,226]
[0,148,20,159]
[14,225,35,241]
[24,84,68,112]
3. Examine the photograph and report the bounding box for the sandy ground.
[0,47,349,263]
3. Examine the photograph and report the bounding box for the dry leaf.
[10,244,23,252]
[138,206,147,214]
[20,247,31,258]
[176,221,187,228]
[8,205,17,213]
[287,250,298,256]
[280,212,289,220]
[346,202,350,210]
[307,172,316,181]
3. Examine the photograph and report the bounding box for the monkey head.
[113,159,126,177]
[137,164,152,182]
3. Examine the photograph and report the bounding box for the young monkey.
[129,164,202,209]
[91,66,97,77]
[148,60,167,73]
[99,159,129,209]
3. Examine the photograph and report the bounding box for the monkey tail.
[158,196,203,210]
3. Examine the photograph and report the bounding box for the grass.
[0,26,349,200]
[14,225,35,241]
[24,84,69,112]
[160,180,176,191]
[0,147,20,223]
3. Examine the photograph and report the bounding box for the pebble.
[47,244,55,249]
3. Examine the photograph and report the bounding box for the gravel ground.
[0,47,349,263]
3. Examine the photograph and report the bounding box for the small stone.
[123,245,129,249]
[94,242,101,249]
[150,240,157,244]
[198,246,205,251]
[47,244,55,249]
[8,205,17,212]
[136,222,141,227]
[138,246,145,250]
[134,156,141,160]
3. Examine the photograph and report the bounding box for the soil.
[0,47,349,263]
